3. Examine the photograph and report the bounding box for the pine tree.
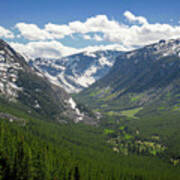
[74,166,80,180]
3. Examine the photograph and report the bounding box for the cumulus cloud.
[15,23,52,40]
[4,10,180,59]
[81,43,130,53]
[82,34,103,41]
[103,12,180,46]
[77,15,120,33]
[44,23,73,39]
[0,26,14,39]
[10,41,78,59]
[93,34,103,41]
[14,11,180,49]
[15,15,120,41]
[82,34,91,40]
[124,11,148,24]
[10,40,130,60]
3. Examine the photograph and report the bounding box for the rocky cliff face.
[0,39,96,125]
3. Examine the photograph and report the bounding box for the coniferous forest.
[0,101,180,180]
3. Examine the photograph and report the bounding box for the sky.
[0,0,180,59]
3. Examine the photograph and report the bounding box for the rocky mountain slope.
[29,50,122,93]
[0,39,95,124]
[76,38,180,116]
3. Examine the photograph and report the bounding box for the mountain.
[74,38,180,162]
[1,39,180,179]
[0,39,95,124]
[77,38,180,115]
[29,50,123,93]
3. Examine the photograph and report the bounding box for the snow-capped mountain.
[124,38,180,61]
[77,38,180,112]
[29,50,123,93]
[0,39,96,124]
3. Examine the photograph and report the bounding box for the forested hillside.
[0,101,180,180]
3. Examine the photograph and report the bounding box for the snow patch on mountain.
[149,39,180,58]
[30,50,123,93]
[76,65,97,87]
[99,56,113,66]
[123,38,180,63]
[0,50,23,100]
[67,98,84,122]
[84,51,97,58]
[58,73,79,92]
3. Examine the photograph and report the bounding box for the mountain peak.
[124,38,180,63]
[0,39,8,46]
[0,40,97,125]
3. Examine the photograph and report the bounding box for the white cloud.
[68,15,118,34]
[10,41,130,60]
[69,21,88,34]
[82,34,103,42]
[0,26,14,39]
[81,43,130,53]
[103,14,180,46]
[5,11,180,58]
[93,34,103,41]
[14,12,180,48]
[15,15,120,41]
[82,34,91,40]
[10,41,78,59]
[45,23,73,39]
[124,11,148,24]
[81,15,120,32]
[15,23,53,40]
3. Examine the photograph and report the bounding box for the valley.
[0,38,180,179]
[74,38,180,168]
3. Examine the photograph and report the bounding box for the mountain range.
[77,38,180,116]
[29,50,122,93]
[2,38,180,122]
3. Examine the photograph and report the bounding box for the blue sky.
[0,0,180,58]
[0,0,179,26]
